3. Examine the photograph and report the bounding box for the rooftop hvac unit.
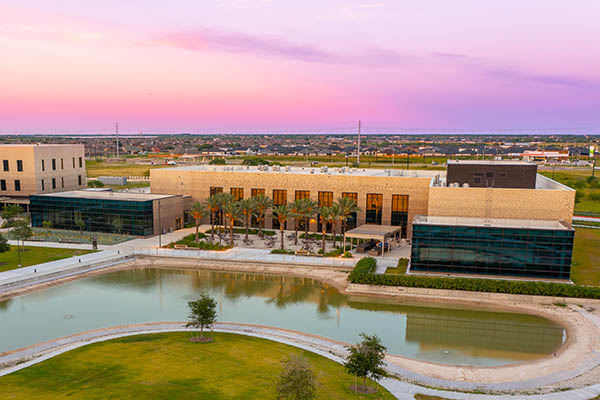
[463,183,470,188]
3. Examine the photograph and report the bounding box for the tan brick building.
[0,144,86,208]
[150,163,575,238]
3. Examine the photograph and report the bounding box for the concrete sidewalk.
[7,240,109,251]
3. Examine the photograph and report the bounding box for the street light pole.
[158,199,162,248]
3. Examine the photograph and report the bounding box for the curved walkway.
[1,322,600,400]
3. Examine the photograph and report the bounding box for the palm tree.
[337,197,361,250]
[217,193,234,244]
[330,203,341,248]
[238,198,256,242]
[318,206,332,254]
[273,204,291,250]
[189,201,208,242]
[205,194,221,242]
[253,195,273,237]
[289,199,305,245]
[302,199,319,240]
[222,201,241,247]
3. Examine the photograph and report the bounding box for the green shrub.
[347,258,600,299]
[207,228,276,236]
[348,257,377,281]
[168,233,231,251]
[271,248,295,255]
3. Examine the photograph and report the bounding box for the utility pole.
[116,122,119,159]
[158,199,162,247]
[356,120,361,166]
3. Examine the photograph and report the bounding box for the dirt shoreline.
[1,255,599,390]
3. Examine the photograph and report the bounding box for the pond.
[0,268,564,366]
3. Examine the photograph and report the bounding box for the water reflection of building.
[404,309,563,358]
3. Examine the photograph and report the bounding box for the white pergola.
[344,224,403,254]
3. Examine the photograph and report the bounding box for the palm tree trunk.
[280,226,284,249]
[322,230,326,253]
[294,220,299,245]
[245,215,249,241]
[195,219,199,242]
[230,220,234,246]
[332,222,337,248]
[211,212,215,241]
[304,216,309,238]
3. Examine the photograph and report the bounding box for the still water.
[0,268,564,366]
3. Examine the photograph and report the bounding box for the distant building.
[521,150,569,162]
[0,144,86,210]
[30,190,188,236]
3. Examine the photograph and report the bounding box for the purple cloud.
[153,28,408,67]
[485,68,600,90]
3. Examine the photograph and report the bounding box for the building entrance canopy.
[345,224,403,241]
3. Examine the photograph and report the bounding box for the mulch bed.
[189,337,214,343]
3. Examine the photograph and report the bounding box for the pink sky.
[1,1,599,134]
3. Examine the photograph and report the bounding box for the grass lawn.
[0,332,396,400]
[86,160,171,177]
[571,227,600,286]
[104,181,151,191]
[0,246,95,273]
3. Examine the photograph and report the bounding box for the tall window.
[52,178,56,189]
[79,157,83,168]
[230,187,244,201]
[61,177,65,188]
[209,186,223,196]
[2,160,8,171]
[14,180,21,191]
[17,160,23,172]
[41,159,45,171]
[366,193,383,224]
[342,192,358,230]
[295,190,310,200]
[78,175,82,186]
[52,159,56,170]
[72,157,76,168]
[317,191,333,232]
[61,158,64,169]
[0,180,6,191]
[391,194,409,237]
[41,179,45,191]
[272,189,287,229]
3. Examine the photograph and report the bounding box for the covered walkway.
[345,224,403,255]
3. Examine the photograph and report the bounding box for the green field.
[0,246,95,272]
[571,227,600,286]
[0,332,396,400]
[86,160,171,177]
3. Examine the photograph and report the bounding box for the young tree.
[1,204,24,228]
[276,355,318,400]
[87,180,104,188]
[74,216,86,235]
[344,333,387,392]
[222,201,241,246]
[238,198,256,242]
[274,204,291,250]
[186,294,218,341]
[12,219,33,267]
[189,201,208,242]
[0,234,9,254]
[253,195,273,237]
[317,206,332,254]
[41,220,53,237]
[112,217,123,234]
